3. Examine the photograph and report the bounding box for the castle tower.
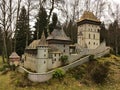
[77,11,101,49]
[37,32,48,73]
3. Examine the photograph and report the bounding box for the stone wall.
[78,24,100,49]
[19,46,110,82]
[18,66,53,82]
[19,55,89,82]
[87,41,109,55]
[24,55,37,72]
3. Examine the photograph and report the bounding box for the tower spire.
[39,31,48,46]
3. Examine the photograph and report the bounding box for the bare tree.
[0,0,22,64]
[14,0,22,51]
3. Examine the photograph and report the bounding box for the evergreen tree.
[100,23,107,43]
[107,20,120,54]
[33,6,48,40]
[15,6,29,56]
[64,20,77,44]
[49,13,58,33]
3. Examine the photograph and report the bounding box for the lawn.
[0,55,120,90]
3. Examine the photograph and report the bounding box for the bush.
[68,66,86,80]
[14,72,31,87]
[89,55,95,61]
[53,69,65,81]
[60,55,68,65]
[103,54,111,57]
[0,64,9,72]
[90,63,110,84]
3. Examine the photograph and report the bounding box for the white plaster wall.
[48,53,61,70]
[52,53,61,69]
[37,46,48,59]
[36,46,49,73]
[49,44,70,55]
[36,58,48,73]
[19,47,110,82]
[24,54,37,72]
[78,24,100,49]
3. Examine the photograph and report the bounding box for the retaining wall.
[19,47,110,82]
[19,56,89,82]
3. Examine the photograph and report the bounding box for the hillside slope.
[0,54,120,90]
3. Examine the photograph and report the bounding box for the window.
[44,50,46,52]
[89,34,90,39]
[54,58,56,61]
[64,50,65,52]
[52,61,54,64]
[44,54,46,57]
[44,61,46,64]
[64,45,65,47]
[54,54,56,57]
[93,34,95,39]
[98,29,100,32]
[59,53,61,56]
[59,58,61,61]
[94,42,95,45]
[89,42,90,45]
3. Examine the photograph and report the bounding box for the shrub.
[90,62,110,84]
[0,64,9,72]
[103,54,111,57]
[14,72,31,87]
[60,55,68,65]
[89,55,95,61]
[53,69,65,81]
[68,66,86,80]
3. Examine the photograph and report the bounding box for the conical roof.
[47,28,71,41]
[9,52,20,59]
[38,32,48,46]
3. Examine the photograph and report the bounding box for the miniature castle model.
[23,11,101,73]
[77,11,101,49]
[24,27,72,73]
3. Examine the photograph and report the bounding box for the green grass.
[0,55,120,90]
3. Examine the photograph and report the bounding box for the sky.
[1,0,120,30]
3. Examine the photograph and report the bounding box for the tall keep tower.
[77,11,101,49]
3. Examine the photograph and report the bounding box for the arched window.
[89,34,90,39]
[89,42,90,45]
[98,29,100,32]
[93,34,95,39]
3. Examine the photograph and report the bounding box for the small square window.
[89,42,90,45]
[52,61,54,64]
[44,61,46,64]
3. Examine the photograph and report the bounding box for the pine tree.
[33,6,48,40]
[15,6,29,56]
[107,20,120,54]
[49,13,58,34]
[64,20,77,44]
[100,23,107,43]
